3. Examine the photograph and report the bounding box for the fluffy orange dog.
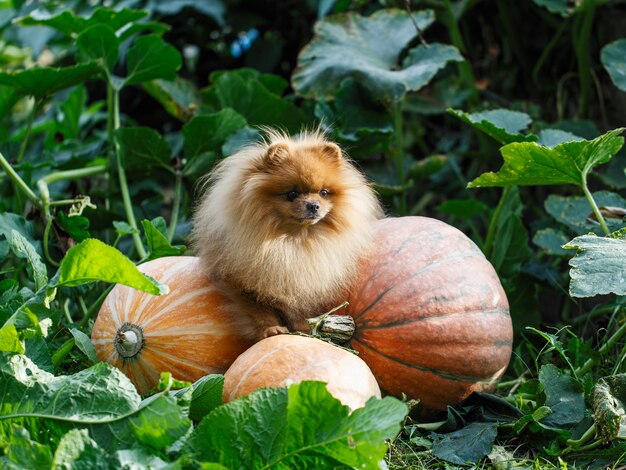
[191,128,382,341]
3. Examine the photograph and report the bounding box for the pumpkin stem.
[115,322,145,359]
[307,308,355,345]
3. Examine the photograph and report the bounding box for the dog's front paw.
[262,325,290,339]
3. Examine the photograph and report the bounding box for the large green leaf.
[143,77,201,122]
[182,109,247,177]
[592,375,626,442]
[0,63,101,98]
[469,128,625,188]
[124,35,182,86]
[16,7,148,35]
[153,0,225,24]
[185,381,408,469]
[563,234,626,297]
[205,69,308,132]
[8,230,47,291]
[532,0,578,16]
[292,9,462,102]
[431,422,498,465]
[0,354,192,453]
[76,24,119,72]
[538,364,585,429]
[0,355,140,422]
[601,39,626,92]
[116,126,173,172]
[449,108,537,145]
[53,238,168,295]
[545,191,626,233]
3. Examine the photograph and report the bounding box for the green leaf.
[601,39,626,92]
[9,230,47,291]
[320,78,393,140]
[538,364,585,429]
[2,427,53,469]
[153,0,225,24]
[0,324,25,354]
[222,127,261,157]
[489,187,532,278]
[532,0,577,16]
[187,374,224,421]
[206,69,308,132]
[59,85,87,139]
[563,234,626,297]
[468,128,625,188]
[68,328,98,364]
[293,9,462,102]
[182,109,247,177]
[449,108,536,145]
[431,422,498,465]
[90,394,192,452]
[56,212,91,243]
[545,191,626,233]
[112,220,139,237]
[532,228,570,255]
[16,7,148,35]
[54,238,168,295]
[185,381,408,468]
[143,77,201,122]
[76,24,119,72]
[0,63,101,98]
[52,429,112,468]
[537,129,584,148]
[591,375,626,442]
[141,219,186,260]
[124,35,182,86]
[0,355,140,422]
[116,127,173,172]
[437,198,488,220]
[0,213,39,252]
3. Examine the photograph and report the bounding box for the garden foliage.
[1,0,626,467]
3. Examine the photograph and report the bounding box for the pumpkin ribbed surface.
[91,256,253,394]
[347,216,512,411]
[223,335,381,410]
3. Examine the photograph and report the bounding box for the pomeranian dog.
[191,128,382,341]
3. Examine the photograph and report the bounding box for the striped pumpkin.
[346,216,512,411]
[91,256,253,394]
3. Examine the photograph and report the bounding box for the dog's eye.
[319,189,329,197]
[286,190,299,201]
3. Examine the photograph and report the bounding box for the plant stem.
[79,284,115,329]
[0,151,40,206]
[441,0,477,103]
[16,99,40,164]
[483,186,511,257]
[532,19,569,86]
[577,311,626,376]
[572,0,596,117]
[109,85,147,259]
[41,165,108,186]
[581,179,610,235]
[167,169,183,243]
[392,100,407,215]
[42,216,60,267]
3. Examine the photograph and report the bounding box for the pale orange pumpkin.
[91,256,253,394]
[343,216,513,411]
[223,335,381,410]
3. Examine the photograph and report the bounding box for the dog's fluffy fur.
[191,128,382,341]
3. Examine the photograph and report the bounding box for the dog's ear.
[318,143,342,162]
[265,143,290,163]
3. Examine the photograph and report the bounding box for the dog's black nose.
[306,202,320,213]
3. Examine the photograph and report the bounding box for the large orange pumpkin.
[223,335,381,410]
[91,256,253,394]
[345,216,512,411]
